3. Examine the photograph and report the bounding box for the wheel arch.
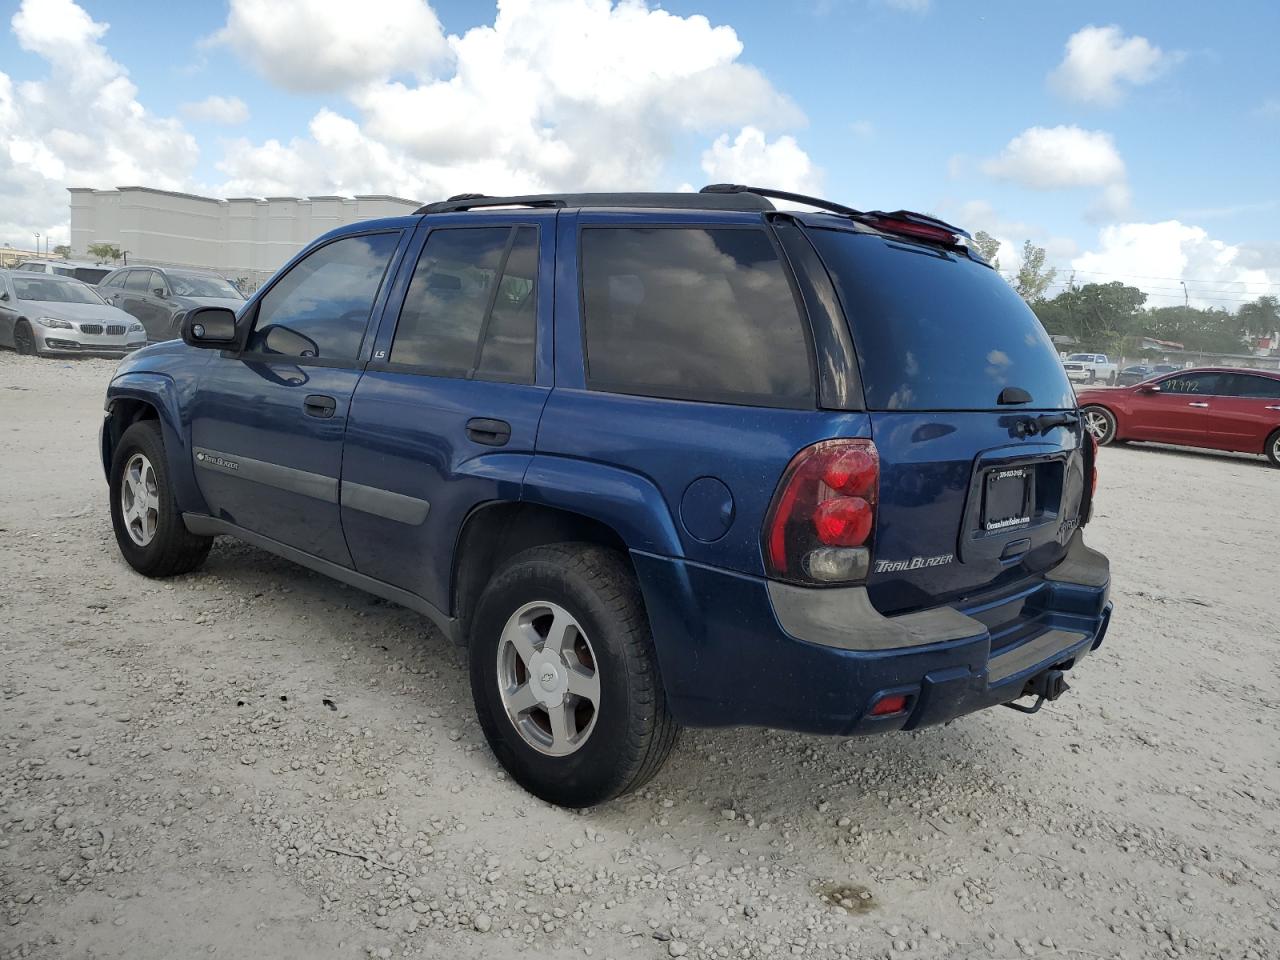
[103,374,208,514]
[451,501,635,644]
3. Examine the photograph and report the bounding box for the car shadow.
[1106,441,1270,469]
[195,535,1035,822]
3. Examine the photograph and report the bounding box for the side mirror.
[182,306,239,349]
[153,287,167,298]
[1138,383,1161,394]
[0,290,8,301]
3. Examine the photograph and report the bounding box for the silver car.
[0,270,146,357]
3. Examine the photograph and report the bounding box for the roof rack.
[701,184,969,238]
[414,190,775,215]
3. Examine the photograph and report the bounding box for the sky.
[1,0,1278,311]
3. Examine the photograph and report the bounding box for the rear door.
[1125,371,1221,445]
[188,229,405,565]
[1200,373,1280,452]
[338,213,553,610]
[803,224,1087,614]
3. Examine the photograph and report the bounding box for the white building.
[69,186,421,290]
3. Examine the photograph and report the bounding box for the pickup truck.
[1062,353,1118,385]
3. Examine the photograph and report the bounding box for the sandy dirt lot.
[1,352,1277,960]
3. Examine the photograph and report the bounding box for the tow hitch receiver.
[1003,667,1070,715]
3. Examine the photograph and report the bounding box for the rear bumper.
[634,532,1110,736]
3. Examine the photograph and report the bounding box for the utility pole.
[34,232,39,258]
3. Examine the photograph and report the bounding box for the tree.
[1147,305,1248,354]
[1033,281,1146,353]
[53,244,71,258]
[87,242,122,262]
[1237,295,1280,338]
[1014,240,1055,302]
[971,230,1001,270]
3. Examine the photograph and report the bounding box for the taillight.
[763,439,879,585]
[1088,432,1098,497]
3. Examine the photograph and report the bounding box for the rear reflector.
[870,694,908,716]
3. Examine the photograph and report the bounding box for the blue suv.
[101,186,1111,807]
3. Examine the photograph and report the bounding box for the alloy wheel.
[120,452,161,546]
[496,600,601,757]
[1082,408,1113,444]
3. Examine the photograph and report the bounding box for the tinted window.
[170,272,243,299]
[390,226,537,382]
[248,232,400,361]
[1224,373,1280,399]
[808,229,1075,410]
[100,272,124,289]
[73,267,110,284]
[123,270,150,292]
[581,227,812,406]
[1158,372,1223,394]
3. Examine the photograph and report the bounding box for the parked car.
[97,265,244,343]
[1114,364,1151,386]
[14,258,112,285]
[100,186,1111,806]
[1078,367,1280,466]
[0,270,146,357]
[1062,353,1117,385]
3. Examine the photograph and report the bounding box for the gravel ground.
[1,351,1278,960]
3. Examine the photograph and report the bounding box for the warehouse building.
[68,186,420,290]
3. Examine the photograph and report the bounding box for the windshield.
[1066,353,1096,361]
[13,276,107,305]
[807,229,1075,411]
[169,273,243,299]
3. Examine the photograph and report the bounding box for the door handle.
[466,417,511,446]
[1266,405,1280,412]
[303,394,337,419]
[1187,402,1209,408]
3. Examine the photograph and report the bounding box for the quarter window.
[580,227,813,406]
[247,232,400,362]
[389,226,538,383]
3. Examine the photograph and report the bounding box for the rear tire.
[1266,429,1280,468]
[1081,405,1117,446]
[109,420,213,577]
[13,320,36,356]
[469,543,680,807]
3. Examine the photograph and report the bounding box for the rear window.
[581,227,813,407]
[807,229,1075,411]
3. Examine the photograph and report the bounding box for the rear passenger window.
[389,226,537,383]
[247,232,400,362]
[580,227,812,406]
[1225,374,1280,399]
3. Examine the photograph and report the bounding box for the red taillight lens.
[763,439,879,584]
[1088,432,1098,497]
[865,217,958,245]
[813,497,873,547]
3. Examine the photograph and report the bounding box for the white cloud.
[983,125,1125,189]
[216,0,809,198]
[180,95,249,124]
[700,126,820,194]
[884,0,930,12]
[0,0,197,247]
[850,119,875,139]
[1,0,813,247]
[1073,221,1280,309]
[1048,25,1178,106]
[213,0,450,93]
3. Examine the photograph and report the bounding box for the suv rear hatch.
[802,221,1089,617]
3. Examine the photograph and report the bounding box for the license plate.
[982,466,1032,532]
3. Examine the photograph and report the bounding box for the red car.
[1076,367,1280,466]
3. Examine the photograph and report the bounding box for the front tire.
[13,320,36,356]
[1082,405,1117,446]
[109,421,213,577]
[1266,429,1280,468]
[469,543,680,807]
